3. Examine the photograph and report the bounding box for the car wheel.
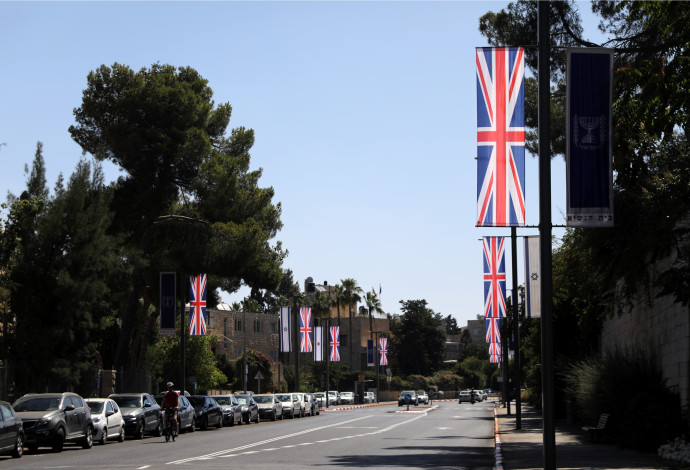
[290,410,295,419]
[52,427,65,452]
[216,414,223,429]
[201,416,208,430]
[188,416,196,432]
[135,420,145,440]
[271,411,277,421]
[118,426,125,442]
[279,411,284,420]
[11,433,23,458]
[228,415,235,427]
[153,418,162,437]
[254,413,260,424]
[100,427,108,445]
[82,425,93,449]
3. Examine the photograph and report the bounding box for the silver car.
[85,398,124,445]
[274,393,298,419]
[339,392,355,405]
[293,393,307,417]
[253,395,283,421]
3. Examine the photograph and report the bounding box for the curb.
[494,404,504,470]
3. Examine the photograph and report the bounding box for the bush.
[563,347,684,451]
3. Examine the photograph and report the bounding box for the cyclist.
[163,382,180,436]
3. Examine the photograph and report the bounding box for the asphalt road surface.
[0,400,496,470]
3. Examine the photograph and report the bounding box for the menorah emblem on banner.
[573,114,606,149]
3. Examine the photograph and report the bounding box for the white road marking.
[168,412,428,465]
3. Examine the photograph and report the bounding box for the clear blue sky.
[1,1,602,327]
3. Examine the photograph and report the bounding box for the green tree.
[69,63,285,371]
[390,300,445,376]
[363,290,384,342]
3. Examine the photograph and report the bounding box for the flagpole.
[511,226,522,429]
[180,272,186,397]
[538,1,556,468]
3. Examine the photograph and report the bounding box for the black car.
[0,401,23,458]
[234,394,259,424]
[213,395,242,426]
[154,394,196,433]
[109,393,162,439]
[188,396,223,430]
[13,392,94,452]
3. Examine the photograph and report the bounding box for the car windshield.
[341,392,353,397]
[188,397,205,407]
[13,397,61,412]
[315,393,325,398]
[328,391,337,396]
[235,396,249,405]
[111,396,142,408]
[86,401,105,413]
[417,391,426,395]
[275,394,291,402]
[401,391,414,395]
[253,396,273,404]
[214,397,234,406]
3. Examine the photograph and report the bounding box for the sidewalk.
[494,401,679,470]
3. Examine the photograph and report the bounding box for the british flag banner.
[490,353,501,365]
[299,307,313,353]
[379,337,388,366]
[189,274,207,336]
[483,236,507,318]
[330,326,340,362]
[489,341,501,357]
[476,46,526,227]
[486,317,501,344]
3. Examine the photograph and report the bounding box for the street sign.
[255,371,264,380]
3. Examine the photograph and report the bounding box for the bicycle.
[164,408,178,442]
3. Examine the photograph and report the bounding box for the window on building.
[223,319,228,345]
[269,322,277,334]
[340,334,348,347]
[254,319,262,333]
[235,319,243,332]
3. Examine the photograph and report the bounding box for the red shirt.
[164,390,180,409]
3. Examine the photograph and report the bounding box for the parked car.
[253,394,282,421]
[430,390,444,399]
[293,393,307,417]
[188,396,223,430]
[109,393,162,439]
[481,390,488,401]
[327,391,341,406]
[339,392,355,405]
[213,395,242,427]
[398,390,418,406]
[274,393,298,418]
[313,392,326,408]
[458,391,472,403]
[234,394,260,424]
[364,392,376,404]
[153,394,196,433]
[416,390,429,405]
[0,401,24,458]
[85,398,124,445]
[14,392,94,452]
[305,393,320,415]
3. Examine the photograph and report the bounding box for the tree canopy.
[390,300,445,376]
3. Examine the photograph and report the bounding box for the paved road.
[0,401,496,469]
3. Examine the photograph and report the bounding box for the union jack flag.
[379,337,388,366]
[483,236,507,318]
[476,46,526,227]
[490,353,501,365]
[299,307,313,353]
[488,341,501,357]
[189,274,207,336]
[486,317,501,344]
[330,326,340,362]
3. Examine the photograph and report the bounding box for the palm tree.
[333,284,345,327]
[340,278,362,369]
[363,290,384,342]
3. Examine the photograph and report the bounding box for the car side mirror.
[63,404,75,412]
[144,402,151,408]
[106,410,115,417]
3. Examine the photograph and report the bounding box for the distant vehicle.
[0,401,24,458]
[234,394,260,424]
[305,393,320,415]
[363,392,376,404]
[274,393,297,419]
[109,393,162,439]
[339,392,355,405]
[153,394,196,433]
[292,393,307,417]
[472,390,483,402]
[213,395,242,427]
[415,390,429,405]
[458,391,472,403]
[253,394,282,421]
[15,392,94,452]
[85,398,124,445]
[398,390,418,406]
[313,392,326,408]
[188,396,223,430]
[327,391,341,406]
[430,390,444,399]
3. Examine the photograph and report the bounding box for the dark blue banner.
[160,272,176,335]
[566,48,614,227]
[367,339,374,367]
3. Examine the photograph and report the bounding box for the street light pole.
[243,299,247,394]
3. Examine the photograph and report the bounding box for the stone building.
[206,309,280,362]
